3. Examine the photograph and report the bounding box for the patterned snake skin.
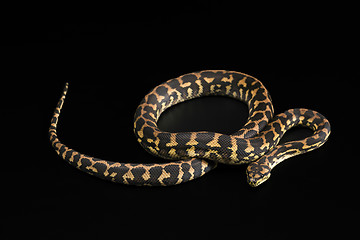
[49,70,331,187]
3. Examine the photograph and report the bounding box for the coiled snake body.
[49,70,331,187]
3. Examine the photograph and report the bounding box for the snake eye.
[247,176,259,187]
[247,173,271,187]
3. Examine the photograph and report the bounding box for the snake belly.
[49,70,331,187]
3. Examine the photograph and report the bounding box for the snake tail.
[49,83,216,186]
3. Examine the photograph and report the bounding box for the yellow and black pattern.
[49,70,331,187]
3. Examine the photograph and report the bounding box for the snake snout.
[246,162,271,187]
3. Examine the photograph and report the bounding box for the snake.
[49,70,331,187]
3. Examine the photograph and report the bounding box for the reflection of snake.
[49,70,331,187]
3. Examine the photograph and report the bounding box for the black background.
[2,2,358,239]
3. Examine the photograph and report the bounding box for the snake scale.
[49,70,331,187]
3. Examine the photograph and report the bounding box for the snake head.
[246,162,271,187]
